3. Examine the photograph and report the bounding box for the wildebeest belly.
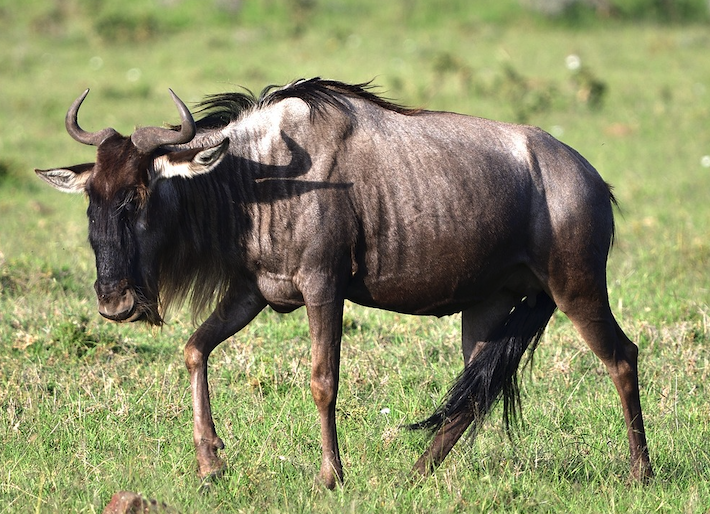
[345,238,533,317]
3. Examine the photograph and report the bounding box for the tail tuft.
[408,292,557,435]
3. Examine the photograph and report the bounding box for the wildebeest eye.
[118,193,139,216]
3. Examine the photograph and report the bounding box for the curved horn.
[65,89,118,146]
[130,89,197,154]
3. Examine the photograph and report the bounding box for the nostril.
[95,279,137,322]
[95,279,130,301]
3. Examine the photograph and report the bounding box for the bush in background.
[523,0,710,23]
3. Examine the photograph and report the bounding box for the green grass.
[2,1,710,512]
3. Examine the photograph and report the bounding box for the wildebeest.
[36,78,652,488]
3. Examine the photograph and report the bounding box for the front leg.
[184,290,266,480]
[306,298,345,489]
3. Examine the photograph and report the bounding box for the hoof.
[197,456,226,481]
[198,459,226,481]
[196,440,226,481]
[631,462,654,484]
[317,465,343,490]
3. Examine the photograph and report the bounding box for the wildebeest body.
[36,79,651,488]
[174,97,607,317]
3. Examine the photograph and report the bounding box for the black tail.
[409,292,557,435]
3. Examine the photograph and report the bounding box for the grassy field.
[2,0,710,512]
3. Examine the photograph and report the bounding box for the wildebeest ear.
[35,163,94,194]
[154,138,230,180]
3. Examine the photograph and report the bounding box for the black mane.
[193,78,420,129]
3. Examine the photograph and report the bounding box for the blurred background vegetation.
[1,1,710,512]
[3,0,709,44]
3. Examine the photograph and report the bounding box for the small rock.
[102,491,177,514]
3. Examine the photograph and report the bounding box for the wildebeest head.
[36,90,230,325]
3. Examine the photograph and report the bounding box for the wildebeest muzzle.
[94,279,143,323]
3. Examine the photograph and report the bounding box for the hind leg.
[557,294,653,481]
[413,295,517,476]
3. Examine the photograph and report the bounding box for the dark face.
[85,135,163,324]
[35,89,229,325]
